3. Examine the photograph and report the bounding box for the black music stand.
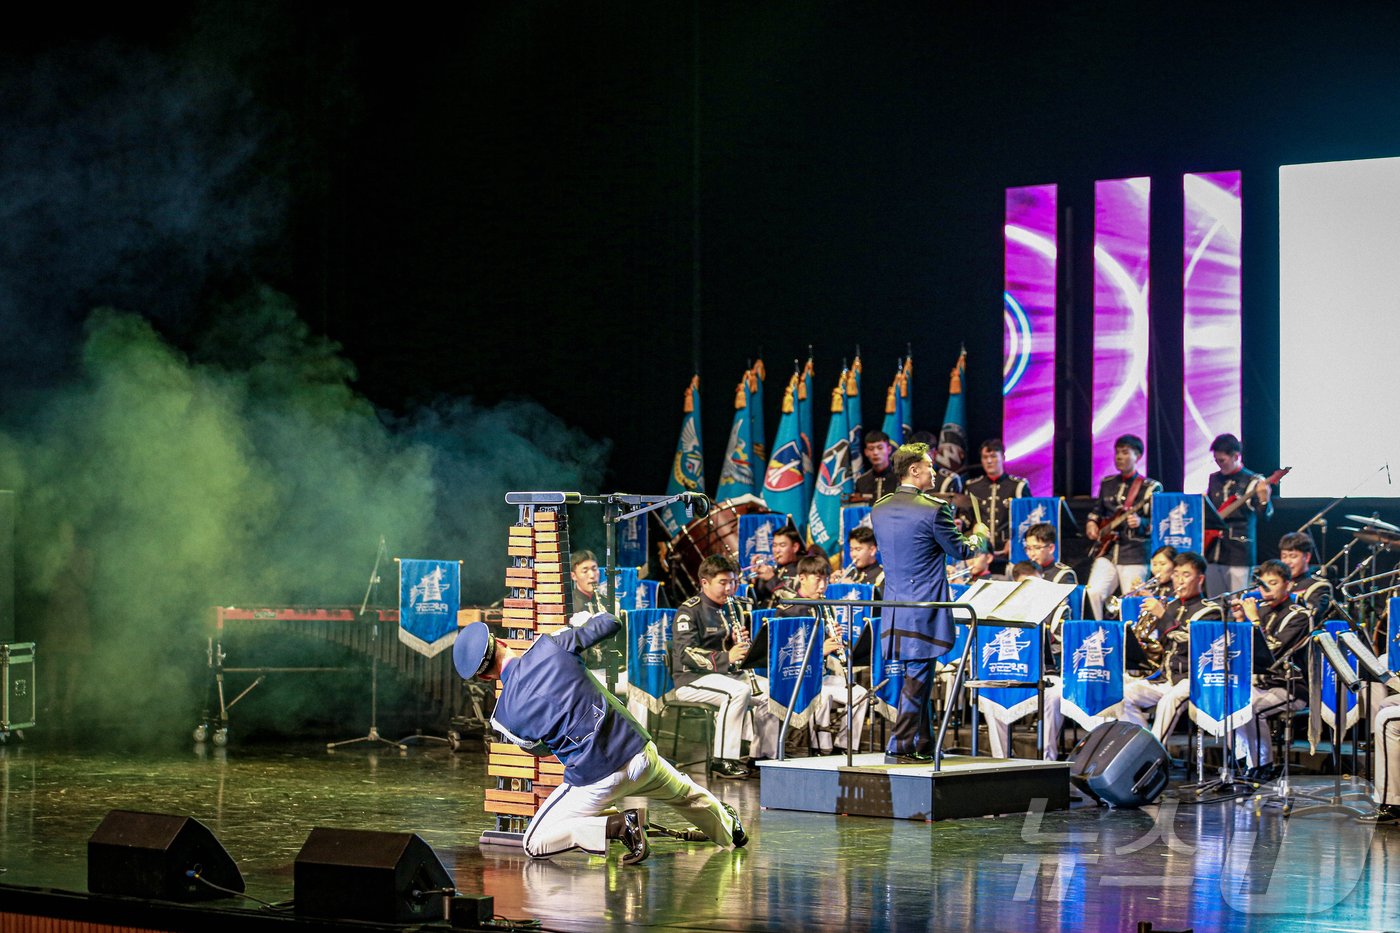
[1287,632,1370,818]
[328,536,408,753]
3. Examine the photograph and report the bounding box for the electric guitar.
[1091,498,1151,559]
[1203,467,1291,552]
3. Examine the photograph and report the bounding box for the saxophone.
[724,596,762,696]
[1130,592,1166,672]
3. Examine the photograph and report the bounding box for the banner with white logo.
[397,558,460,657]
[748,607,775,679]
[626,608,675,716]
[1150,493,1204,556]
[1188,620,1254,736]
[824,582,873,650]
[766,615,823,728]
[976,623,1041,723]
[1060,620,1125,729]
[840,505,876,566]
[870,615,903,720]
[1008,497,1061,564]
[739,513,790,576]
[618,514,648,569]
[1388,597,1400,672]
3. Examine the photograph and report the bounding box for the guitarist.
[1084,435,1163,620]
[1205,433,1274,597]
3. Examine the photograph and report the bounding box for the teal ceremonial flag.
[846,356,865,483]
[798,358,816,502]
[812,369,851,551]
[807,373,853,553]
[880,357,911,445]
[716,367,760,502]
[936,347,967,473]
[762,372,808,531]
[660,375,704,537]
[750,359,767,468]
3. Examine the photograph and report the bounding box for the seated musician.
[670,554,779,780]
[980,561,1069,761]
[569,549,632,702]
[1230,560,1312,781]
[1278,531,1333,616]
[776,556,870,754]
[839,525,885,592]
[1084,434,1162,620]
[1121,552,1224,742]
[751,525,804,609]
[571,550,604,616]
[1023,522,1077,585]
[1136,545,1178,600]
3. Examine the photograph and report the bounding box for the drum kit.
[663,493,776,599]
[1339,513,1400,548]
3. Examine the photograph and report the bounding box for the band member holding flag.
[872,441,990,762]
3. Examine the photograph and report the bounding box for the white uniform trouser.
[670,673,779,760]
[522,742,736,858]
[1232,686,1298,768]
[980,678,1063,761]
[1373,694,1400,806]
[1206,564,1250,602]
[1086,558,1147,620]
[1123,676,1189,740]
[813,675,870,752]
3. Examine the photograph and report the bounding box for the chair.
[656,700,715,773]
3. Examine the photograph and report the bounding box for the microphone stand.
[329,536,409,753]
[1247,646,1331,814]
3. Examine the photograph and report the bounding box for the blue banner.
[763,372,808,531]
[749,608,775,679]
[1151,492,1204,556]
[937,582,972,663]
[976,623,1041,722]
[1389,598,1400,672]
[636,579,661,610]
[1008,497,1062,564]
[1119,596,1145,625]
[626,609,675,717]
[397,558,460,657]
[1061,620,1125,728]
[661,376,705,537]
[739,512,789,576]
[824,582,873,648]
[808,376,853,553]
[1188,620,1254,736]
[618,513,648,569]
[766,615,823,729]
[1317,618,1361,733]
[1065,585,1085,621]
[840,505,875,566]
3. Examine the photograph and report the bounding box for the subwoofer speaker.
[293,827,453,923]
[1069,720,1171,808]
[87,809,244,901]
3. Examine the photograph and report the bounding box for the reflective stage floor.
[2,734,1399,932]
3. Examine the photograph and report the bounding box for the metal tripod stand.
[328,536,408,752]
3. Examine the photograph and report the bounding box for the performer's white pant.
[1086,558,1147,620]
[1231,686,1300,769]
[522,742,737,858]
[814,675,870,752]
[1372,694,1400,806]
[670,673,779,760]
[979,677,1063,761]
[1206,564,1250,602]
[1123,676,1189,740]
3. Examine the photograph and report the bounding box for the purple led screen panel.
[1002,184,1057,497]
[1182,171,1242,492]
[1091,177,1151,484]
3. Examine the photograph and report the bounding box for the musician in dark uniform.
[964,438,1030,573]
[1205,433,1273,597]
[1084,435,1162,620]
[854,430,900,501]
[908,430,964,495]
[1231,559,1312,779]
[1023,522,1077,584]
[751,525,803,608]
[1278,531,1333,616]
[453,617,745,865]
[571,550,604,616]
[841,525,886,593]
[871,441,990,762]
[1121,551,1224,740]
[669,554,779,779]
[569,549,627,696]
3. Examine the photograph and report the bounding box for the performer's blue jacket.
[491,613,649,786]
[872,485,985,659]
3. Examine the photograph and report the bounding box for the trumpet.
[1105,575,1169,617]
[724,596,762,696]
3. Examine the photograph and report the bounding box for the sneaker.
[1359,804,1400,825]
[616,808,649,864]
[722,802,748,848]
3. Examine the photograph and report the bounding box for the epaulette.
[874,491,896,506]
[918,490,948,507]
[679,594,701,609]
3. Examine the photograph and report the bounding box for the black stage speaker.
[1069,721,1170,808]
[294,827,453,923]
[88,809,245,901]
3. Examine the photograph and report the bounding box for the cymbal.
[1351,528,1400,547]
[1345,513,1400,533]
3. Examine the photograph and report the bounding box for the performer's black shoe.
[722,803,748,848]
[1359,804,1400,825]
[614,808,650,864]
[884,751,933,765]
[711,758,751,780]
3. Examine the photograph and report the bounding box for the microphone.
[504,491,583,505]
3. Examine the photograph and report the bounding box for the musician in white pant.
[1366,694,1400,823]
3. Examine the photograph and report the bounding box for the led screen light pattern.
[1002,184,1057,496]
[1182,171,1242,492]
[1091,177,1151,484]
[1281,157,1400,498]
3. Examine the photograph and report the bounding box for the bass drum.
[666,495,771,600]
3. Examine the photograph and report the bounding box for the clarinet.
[725,596,763,696]
[818,604,850,685]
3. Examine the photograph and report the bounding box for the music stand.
[328,536,408,753]
[1181,623,1272,797]
[1287,632,1371,818]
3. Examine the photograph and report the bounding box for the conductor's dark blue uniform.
[872,483,987,758]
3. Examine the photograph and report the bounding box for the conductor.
[872,441,990,763]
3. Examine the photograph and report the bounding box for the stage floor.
[2,735,1398,931]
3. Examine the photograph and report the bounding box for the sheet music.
[952,579,1022,621]
[985,578,1078,625]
